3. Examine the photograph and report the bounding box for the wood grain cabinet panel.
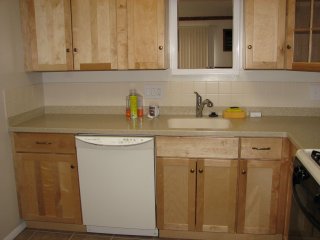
[20,0,168,71]
[156,136,239,159]
[156,157,197,231]
[240,137,283,160]
[20,0,73,71]
[13,133,76,153]
[156,137,239,235]
[13,133,82,225]
[196,159,238,233]
[127,0,168,69]
[237,159,281,234]
[244,0,286,69]
[71,0,118,70]
[238,137,285,235]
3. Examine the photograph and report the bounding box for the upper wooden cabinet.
[286,0,320,71]
[20,0,73,71]
[244,0,287,69]
[20,0,168,71]
[127,0,167,69]
[71,0,118,70]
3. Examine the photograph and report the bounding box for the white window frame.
[169,0,242,76]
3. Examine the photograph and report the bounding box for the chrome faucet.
[194,92,213,117]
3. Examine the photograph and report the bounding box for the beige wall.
[42,70,320,109]
[0,0,43,238]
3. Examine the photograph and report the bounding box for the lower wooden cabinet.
[237,159,281,234]
[13,133,82,225]
[156,157,238,233]
[156,136,289,239]
[156,136,239,235]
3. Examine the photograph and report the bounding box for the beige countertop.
[8,113,320,149]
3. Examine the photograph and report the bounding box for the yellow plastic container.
[223,107,246,119]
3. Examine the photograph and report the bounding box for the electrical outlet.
[144,85,163,99]
[309,85,320,100]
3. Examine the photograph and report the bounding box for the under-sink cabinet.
[156,137,239,234]
[156,136,289,240]
[12,133,83,230]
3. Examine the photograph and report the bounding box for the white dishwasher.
[75,135,157,236]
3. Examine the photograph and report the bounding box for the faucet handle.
[194,91,202,101]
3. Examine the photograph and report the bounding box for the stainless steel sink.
[167,118,231,129]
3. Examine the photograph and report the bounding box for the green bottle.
[129,89,138,119]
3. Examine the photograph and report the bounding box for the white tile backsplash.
[41,80,320,108]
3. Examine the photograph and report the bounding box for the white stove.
[296,149,320,185]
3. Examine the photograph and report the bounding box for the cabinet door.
[244,0,286,69]
[20,0,73,71]
[71,0,118,70]
[156,157,196,231]
[127,0,167,69]
[196,159,238,233]
[237,160,281,234]
[15,153,82,224]
[286,0,320,71]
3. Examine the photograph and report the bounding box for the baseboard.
[3,221,26,240]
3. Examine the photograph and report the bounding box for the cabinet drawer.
[156,136,239,159]
[240,138,282,160]
[13,133,76,154]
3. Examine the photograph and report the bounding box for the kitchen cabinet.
[156,136,288,239]
[237,138,285,235]
[20,0,168,71]
[286,0,320,71]
[156,137,239,234]
[20,0,73,71]
[244,0,287,69]
[127,0,167,69]
[71,0,118,70]
[12,133,82,228]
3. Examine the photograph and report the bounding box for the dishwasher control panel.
[76,136,154,146]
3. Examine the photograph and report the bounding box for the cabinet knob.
[66,48,70,53]
[159,46,164,50]
[198,169,203,173]
[241,169,247,175]
[73,48,78,53]
[70,165,75,169]
[287,44,292,50]
[190,169,195,173]
[247,45,252,49]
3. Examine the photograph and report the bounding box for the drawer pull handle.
[190,169,195,173]
[35,141,52,145]
[198,169,203,173]
[252,147,271,151]
[242,169,247,175]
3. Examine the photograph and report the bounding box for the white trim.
[3,221,27,240]
[170,0,241,75]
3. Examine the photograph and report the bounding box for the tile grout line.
[68,232,76,240]
[25,230,36,240]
